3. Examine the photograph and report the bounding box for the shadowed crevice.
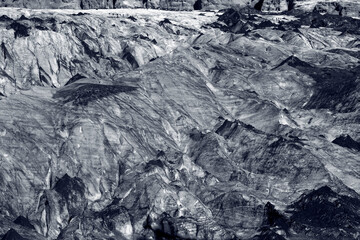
[254,0,265,11]
[193,0,202,10]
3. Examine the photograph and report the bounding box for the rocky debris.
[332,135,360,151]
[1,229,29,240]
[258,0,291,12]
[288,186,360,239]
[217,7,360,35]
[274,56,360,112]
[53,83,137,106]
[0,0,187,10]
[53,174,87,216]
[313,1,360,18]
[251,186,360,239]
[64,74,87,86]
[0,0,359,13]
[0,5,359,240]
[13,216,35,230]
[303,12,360,35]
[251,228,286,240]
[263,202,289,232]
[0,11,183,92]
[7,22,30,38]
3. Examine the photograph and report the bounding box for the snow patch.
[119,222,133,239]
[206,81,218,93]
[87,178,102,201]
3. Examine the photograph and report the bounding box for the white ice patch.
[45,167,52,189]
[325,163,360,194]
[279,113,297,128]
[104,123,119,144]
[59,129,69,138]
[279,114,288,126]
[87,178,102,201]
[206,82,218,93]
[41,209,48,236]
[119,222,133,239]
[272,100,284,109]
[162,119,179,144]
[0,128,6,136]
